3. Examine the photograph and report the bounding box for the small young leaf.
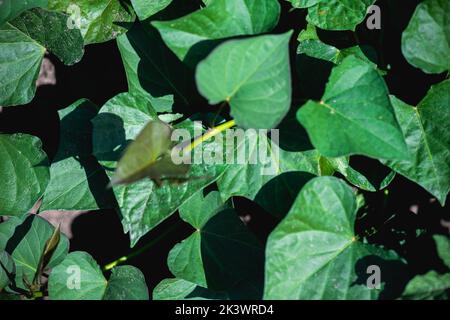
[0,215,69,291]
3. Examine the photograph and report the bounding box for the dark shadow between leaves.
[201,209,265,293]
[255,172,316,220]
[353,254,410,300]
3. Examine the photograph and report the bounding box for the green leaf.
[196,32,293,129]
[131,0,172,20]
[0,8,84,106]
[0,251,15,291]
[433,235,450,269]
[289,0,375,31]
[0,0,47,25]
[324,157,376,192]
[117,21,193,112]
[153,277,262,300]
[48,251,149,300]
[48,0,135,44]
[152,0,280,62]
[264,176,401,299]
[92,93,227,247]
[153,278,227,300]
[48,251,107,300]
[103,266,149,300]
[383,81,450,205]
[401,0,450,74]
[402,271,450,300]
[217,131,326,202]
[0,134,49,216]
[41,99,115,212]
[0,215,69,291]
[297,55,408,160]
[168,191,263,290]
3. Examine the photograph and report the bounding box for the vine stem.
[103,119,237,271]
[182,119,236,154]
[103,221,183,271]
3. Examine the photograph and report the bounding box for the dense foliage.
[0,0,449,300]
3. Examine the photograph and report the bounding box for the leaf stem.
[102,220,184,271]
[182,119,236,154]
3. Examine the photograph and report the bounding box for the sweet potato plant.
[0,0,449,300]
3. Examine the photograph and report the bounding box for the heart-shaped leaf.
[196,32,293,129]
[0,8,84,106]
[264,176,402,299]
[383,80,450,205]
[168,191,263,290]
[297,55,408,160]
[131,0,173,21]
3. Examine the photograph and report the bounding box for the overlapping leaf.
[0,251,15,291]
[40,99,114,212]
[117,21,193,112]
[131,0,173,21]
[92,93,227,247]
[48,251,148,300]
[0,0,47,25]
[0,134,49,216]
[289,0,375,30]
[265,176,402,299]
[383,81,450,205]
[152,0,280,62]
[297,56,408,160]
[0,8,84,106]
[168,191,263,290]
[196,32,292,129]
[0,215,69,290]
[49,0,135,44]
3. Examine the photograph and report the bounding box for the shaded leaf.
[402,271,450,300]
[168,191,263,290]
[152,0,280,62]
[41,99,115,212]
[103,266,149,300]
[0,0,47,25]
[0,215,69,291]
[92,93,227,246]
[0,251,15,291]
[265,176,402,299]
